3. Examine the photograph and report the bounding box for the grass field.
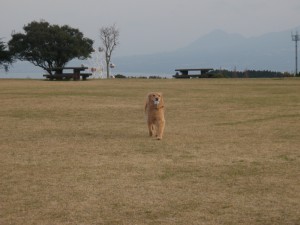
[0,78,299,225]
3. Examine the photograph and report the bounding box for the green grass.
[0,78,299,225]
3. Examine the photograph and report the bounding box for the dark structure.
[173,68,213,78]
[43,67,92,81]
[291,31,299,76]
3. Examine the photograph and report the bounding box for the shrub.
[115,74,127,78]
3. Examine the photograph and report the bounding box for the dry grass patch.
[0,78,299,225]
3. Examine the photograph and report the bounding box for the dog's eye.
[152,95,155,97]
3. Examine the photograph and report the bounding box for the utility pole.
[291,31,299,76]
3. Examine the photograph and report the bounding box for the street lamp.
[292,31,299,76]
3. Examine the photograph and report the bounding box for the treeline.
[114,74,168,79]
[206,70,295,78]
[114,70,295,79]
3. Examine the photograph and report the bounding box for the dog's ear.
[145,93,151,111]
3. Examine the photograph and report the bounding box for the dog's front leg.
[156,119,165,140]
[148,122,154,137]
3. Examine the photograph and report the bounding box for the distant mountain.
[114,28,297,74]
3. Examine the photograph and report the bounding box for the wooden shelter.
[173,68,213,78]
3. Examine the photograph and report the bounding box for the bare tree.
[99,24,119,78]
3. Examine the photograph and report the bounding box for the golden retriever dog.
[144,92,165,140]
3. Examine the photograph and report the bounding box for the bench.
[80,73,93,80]
[43,72,92,81]
[43,66,92,81]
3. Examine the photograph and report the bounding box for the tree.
[99,24,119,78]
[8,20,94,75]
[0,39,13,72]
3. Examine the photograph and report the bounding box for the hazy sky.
[1,0,300,56]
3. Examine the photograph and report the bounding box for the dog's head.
[148,92,164,108]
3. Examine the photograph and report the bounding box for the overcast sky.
[1,0,300,56]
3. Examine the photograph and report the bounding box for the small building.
[173,68,213,78]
